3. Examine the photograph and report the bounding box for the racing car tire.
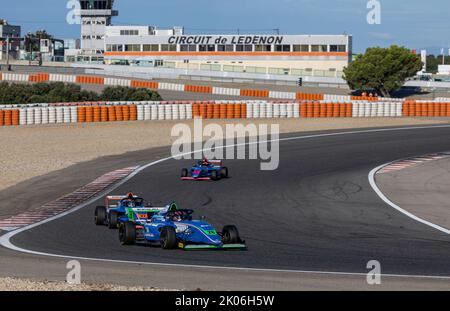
[95,206,107,226]
[181,168,189,178]
[220,167,229,178]
[119,222,136,245]
[211,170,220,181]
[160,227,177,249]
[108,211,119,229]
[222,225,240,244]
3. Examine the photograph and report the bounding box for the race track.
[7,126,450,277]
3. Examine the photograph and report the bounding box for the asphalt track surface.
[6,126,450,278]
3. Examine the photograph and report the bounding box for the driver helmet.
[201,158,210,166]
[126,192,135,199]
[172,211,183,222]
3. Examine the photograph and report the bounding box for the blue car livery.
[95,193,151,229]
[181,159,229,181]
[118,202,246,250]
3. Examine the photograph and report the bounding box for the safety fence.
[1,99,448,127]
[0,71,384,102]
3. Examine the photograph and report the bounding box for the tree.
[343,45,422,97]
[24,30,54,52]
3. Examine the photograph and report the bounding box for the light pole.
[5,36,10,70]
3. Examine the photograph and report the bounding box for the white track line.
[2,124,450,280]
[369,162,450,235]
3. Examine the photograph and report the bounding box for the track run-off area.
[1,125,450,284]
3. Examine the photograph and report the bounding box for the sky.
[1,0,450,54]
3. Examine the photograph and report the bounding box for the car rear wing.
[106,195,140,207]
[210,160,222,167]
[107,195,139,200]
[130,207,168,213]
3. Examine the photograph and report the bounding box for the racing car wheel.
[181,168,189,178]
[108,211,119,229]
[211,170,220,181]
[160,227,177,249]
[222,225,240,244]
[119,221,136,245]
[220,167,229,178]
[95,206,107,226]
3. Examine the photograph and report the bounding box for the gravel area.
[0,277,166,291]
[0,118,449,192]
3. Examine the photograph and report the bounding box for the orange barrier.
[212,104,220,119]
[11,110,19,125]
[351,96,379,101]
[29,73,50,83]
[241,103,247,119]
[0,72,2,81]
[345,103,352,117]
[313,103,320,118]
[122,105,130,121]
[241,89,269,98]
[234,104,242,119]
[296,93,325,101]
[93,106,101,122]
[3,110,12,126]
[326,103,333,118]
[192,104,200,117]
[226,104,235,118]
[76,76,105,85]
[340,103,347,117]
[440,103,446,117]
[115,106,123,121]
[129,105,137,121]
[185,85,213,94]
[300,103,307,118]
[0,110,4,126]
[131,80,159,89]
[101,106,108,122]
[447,103,450,117]
[402,101,410,116]
[199,104,207,118]
[77,106,86,122]
[306,103,313,118]
[108,106,116,121]
[319,103,327,118]
[220,104,227,119]
[206,104,214,119]
[85,106,93,122]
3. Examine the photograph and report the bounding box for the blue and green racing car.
[95,193,154,229]
[118,202,246,251]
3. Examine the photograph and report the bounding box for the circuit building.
[78,1,352,78]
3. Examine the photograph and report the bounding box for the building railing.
[157,60,343,78]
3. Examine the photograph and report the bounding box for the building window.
[125,44,141,52]
[311,45,328,52]
[275,45,291,52]
[161,44,177,52]
[218,45,234,52]
[255,45,272,52]
[106,45,123,52]
[236,45,253,52]
[293,45,309,52]
[120,30,139,36]
[330,45,346,52]
[199,45,216,52]
[143,44,159,52]
[180,45,197,52]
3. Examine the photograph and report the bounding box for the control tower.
[78,0,118,57]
